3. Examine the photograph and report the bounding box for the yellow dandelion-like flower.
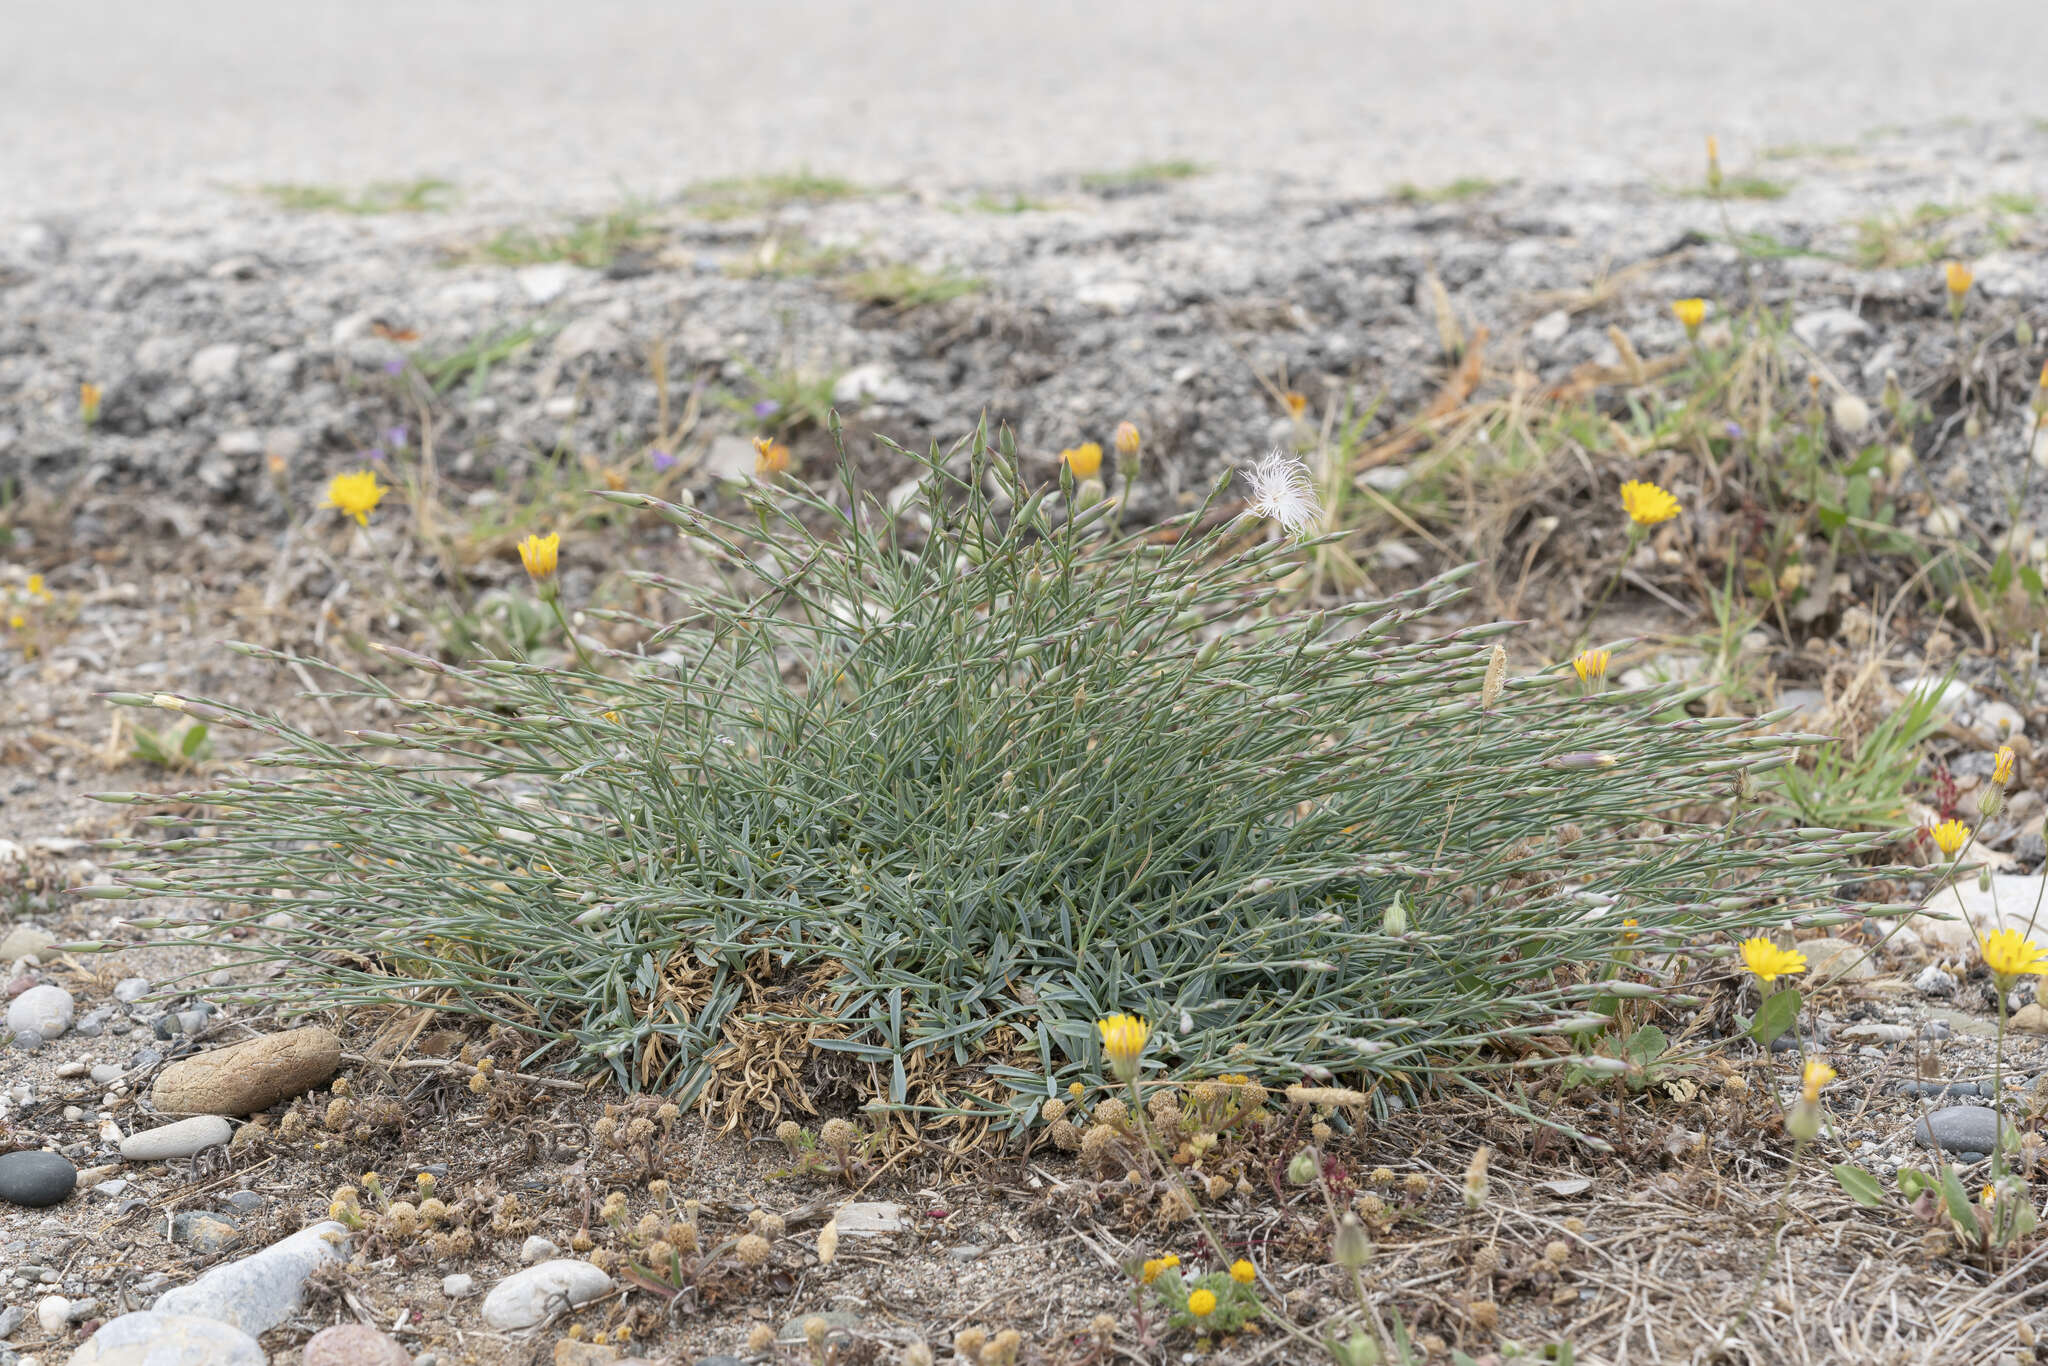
[1141,1258,1166,1284]
[1619,479,1679,527]
[1619,917,1640,944]
[1060,442,1104,479]
[1800,1059,1835,1103]
[1671,298,1706,332]
[26,574,48,600]
[1230,1259,1256,1285]
[1929,818,1971,858]
[754,436,791,476]
[80,382,103,425]
[1572,648,1610,683]
[1945,261,1974,297]
[1114,421,1141,456]
[1982,928,2048,984]
[1738,936,1807,984]
[324,470,386,526]
[1187,1288,1217,1318]
[1994,745,2016,787]
[1097,1013,1149,1081]
[518,531,559,582]
[1282,391,1308,419]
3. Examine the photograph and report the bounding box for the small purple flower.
[383,358,405,377]
[1724,420,1744,440]
[387,425,408,448]
[752,398,782,419]
[365,447,387,465]
[649,448,677,472]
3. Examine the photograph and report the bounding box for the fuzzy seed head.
[819,1117,858,1153]
[656,1102,679,1124]
[902,1344,935,1366]
[669,1221,700,1253]
[1241,451,1323,538]
[635,1212,665,1244]
[1469,1300,1500,1332]
[625,1116,655,1145]
[1481,643,1506,710]
[1146,1089,1183,1130]
[1205,1173,1231,1200]
[776,1119,803,1151]
[1092,1097,1128,1128]
[758,1212,786,1240]
[1403,1172,1430,1197]
[1049,1119,1081,1151]
[985,1329,1023,1366]
[1463,1146,1492,1211]
[804,1316,830,1348]
[385,1200,420,1237]
[418,1197,449,1224]
[955,1328,989,1359]
[735,1233,772,1266]
[1041,1097,1067,1124]
[748,1325,776,1353]
[1545,1239,1571,1265]
[570,1228,594,1253]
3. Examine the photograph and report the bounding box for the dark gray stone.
[10,1030,40,1052]
[1897,1080,1987,1098]
[1915,1105,2002,1154]
[0,1150,76,1207]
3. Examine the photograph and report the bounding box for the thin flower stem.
[546,593,598,672]
[1722,1134,1807,1343]
[1585,524,1644,642]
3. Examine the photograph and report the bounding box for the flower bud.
[1381,892,1407,935]
[1329,1330,1383,1366]
[1332,1214,1374,1268]
[1786,1097,1822,1144]
[1288,1149,1320,1186]
[1978,785,2004,820]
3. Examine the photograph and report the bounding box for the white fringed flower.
[1241,452,1323,538]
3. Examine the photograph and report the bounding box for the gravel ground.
[5,1,2048,218]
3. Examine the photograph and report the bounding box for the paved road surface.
[6,1,2045,215]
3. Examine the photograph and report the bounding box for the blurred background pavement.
[6,0,2045,214]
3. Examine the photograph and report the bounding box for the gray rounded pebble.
[6,983,74,1039]
[10,1030,39,1052]
[152,1221,352,1334]
[1914,1104,2003,1154]
[67,1310,265,1366]
[480,1260,612,1330]
[119,1115,233,1162]
[0,1149,77,1207]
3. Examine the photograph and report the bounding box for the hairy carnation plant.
[100,427,1881,1128]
